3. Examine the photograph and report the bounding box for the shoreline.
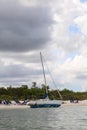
[0,104,30,109]
[0,100,87,109]
[62,100,87,106]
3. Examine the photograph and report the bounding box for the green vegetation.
[0,85,87,101]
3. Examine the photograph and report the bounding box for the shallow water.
[0,106,87,130]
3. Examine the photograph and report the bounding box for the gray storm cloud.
[0,64,42,78]
[0,0,53,52]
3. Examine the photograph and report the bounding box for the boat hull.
[30,103,61,108]
[29,99,62,108]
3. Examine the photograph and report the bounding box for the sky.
[0,0,87,91]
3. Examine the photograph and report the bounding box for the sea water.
[0,106,87,130]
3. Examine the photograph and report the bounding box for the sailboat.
[29,52,62,108]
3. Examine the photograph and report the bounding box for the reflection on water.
[0,106,87,130]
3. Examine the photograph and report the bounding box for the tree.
[21,85,28,89]
[32,82,37,88]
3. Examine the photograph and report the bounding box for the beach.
[63,100,87,106]
[0,100,87,109]
[0,104,30,109]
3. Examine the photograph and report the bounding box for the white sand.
[0,100,87,109]
[0,104,30,109]
[62,100,87,106]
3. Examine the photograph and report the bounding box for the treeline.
[0,85,87,100]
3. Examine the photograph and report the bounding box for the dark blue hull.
[30,104,61,108]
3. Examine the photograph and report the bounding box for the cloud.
[51,0,87,54]
[51,54,87,91]
[75,15,87,36]
[0,0,53,52]
[76,74,87,80]
[0,63,43,86]
[0,64,40,78]
[0,0,87,91]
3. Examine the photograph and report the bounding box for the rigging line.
[40,52,48,95]
[42,56,62,100]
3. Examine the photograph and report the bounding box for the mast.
[40,52,48,95]
[42,54,62,100]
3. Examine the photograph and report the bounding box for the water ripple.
[0,106,87,130]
